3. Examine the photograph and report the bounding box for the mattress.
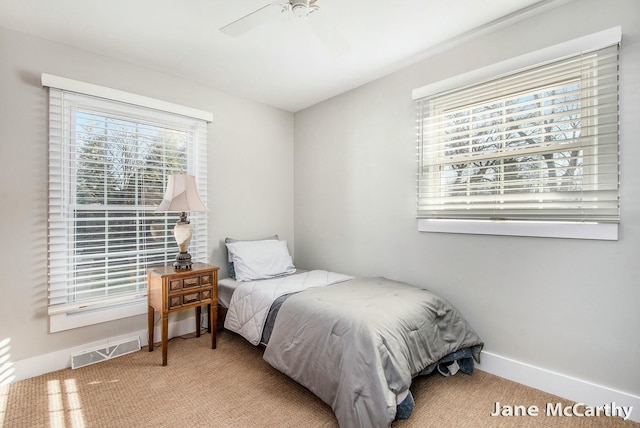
[218,277,240,309]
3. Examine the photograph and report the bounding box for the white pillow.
[225,239,296,282]
[225,235,278,279]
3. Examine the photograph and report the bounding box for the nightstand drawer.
[168,275,205,291]
[169,290,200,309]
[168,291,210,308]
[169,278,182,292]
[183,276,200,288]
[169,295,182,309]
[200,289,212,301]
[182,291,200,305]
[199,273,213,285]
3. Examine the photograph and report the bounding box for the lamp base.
[173,251,193,270]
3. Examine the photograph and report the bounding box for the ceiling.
[0,0,561,112]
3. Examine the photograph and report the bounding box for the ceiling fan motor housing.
[290,0,310,17]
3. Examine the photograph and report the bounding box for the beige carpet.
[2,330,637,428]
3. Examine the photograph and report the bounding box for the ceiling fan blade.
[220,3,282,37]
[307,10,349,56]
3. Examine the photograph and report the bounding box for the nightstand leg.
[148,306,154,352]
[162,313,169,366]
[195,306,201,338]
[211,304,217,349]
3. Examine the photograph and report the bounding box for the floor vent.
[71,336,141,369]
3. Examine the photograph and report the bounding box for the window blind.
[47,88,209,316]
[416,44,620,223]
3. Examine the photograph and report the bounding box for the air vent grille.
[71,336,141,369]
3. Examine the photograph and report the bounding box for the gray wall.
[294,0,640,395]
[1,0,638,399]
[0,27,294,361]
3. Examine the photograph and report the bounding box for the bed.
[220,237,484,428]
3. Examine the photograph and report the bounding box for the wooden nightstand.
[147,263,219,366]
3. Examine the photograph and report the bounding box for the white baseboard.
[7,315,203,384]
[477,351,640,423]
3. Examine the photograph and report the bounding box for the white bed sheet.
[218,269,307,308]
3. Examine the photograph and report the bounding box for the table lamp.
[155,173,208,269]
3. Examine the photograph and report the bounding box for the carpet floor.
[1,330,637,427]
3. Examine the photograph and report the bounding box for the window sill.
[418,219,618,241]
[49,298,147,333]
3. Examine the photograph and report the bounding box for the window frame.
[412,27,621,240]
[44,74,212,332]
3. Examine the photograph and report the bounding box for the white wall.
[294,0,640,399]
[0,27,294,365]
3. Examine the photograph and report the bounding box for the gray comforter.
[262,276,483,428]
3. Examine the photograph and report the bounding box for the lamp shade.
[155,174,208,213]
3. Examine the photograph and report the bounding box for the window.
[414,28,620,240]
[45,75,211,332]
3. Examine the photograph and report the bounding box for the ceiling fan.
[220,0,349,55]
